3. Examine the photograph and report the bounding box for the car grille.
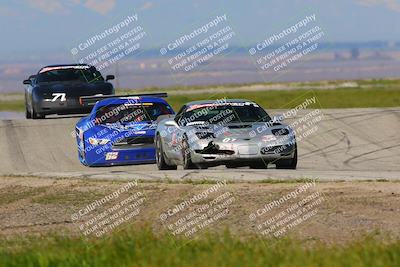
[195,149,234,155]
[195,142,234,155]
[228,124,252,129]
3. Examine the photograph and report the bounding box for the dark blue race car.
[75,93,174,166]
[24,64,115,119]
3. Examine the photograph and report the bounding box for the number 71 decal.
[51,93,66,102]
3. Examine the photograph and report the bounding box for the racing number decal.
[105,152,118,160]
[51,93,66,102]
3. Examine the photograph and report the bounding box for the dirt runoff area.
[0,175,399,244]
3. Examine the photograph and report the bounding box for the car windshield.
[95,103,173,124]
[37,67,104,83]
[179,103,271,126]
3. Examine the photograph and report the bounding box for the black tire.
[78,132,88,166]
[24,96,31,119]
[25,105,31,119]
[156,135,177,170]
[249,161,268,169]
[276,144,298,169]
[182,135,198,170]
[226,163,239,169]
[31,105,43,119]
[197,163,209,169]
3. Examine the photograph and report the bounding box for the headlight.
[76,128,83,139]
[88,137,110,146]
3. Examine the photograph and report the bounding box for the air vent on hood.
[271,128,289,136]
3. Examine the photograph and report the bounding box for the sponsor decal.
[39,65,90,73]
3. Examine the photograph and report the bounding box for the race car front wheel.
[182,136,198,169]
[156,135,177,170]
[249,161,268,169]
[25,104,31,119]
[276,144,298,169]
[31,104,44,119]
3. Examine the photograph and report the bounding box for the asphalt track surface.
[0,108,399,181]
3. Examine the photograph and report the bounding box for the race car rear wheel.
[156,135,177,170]
[182,135,198,170]
[276,144,297,169]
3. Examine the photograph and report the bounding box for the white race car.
[155,99,297,170]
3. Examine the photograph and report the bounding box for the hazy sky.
[1,0,400,57]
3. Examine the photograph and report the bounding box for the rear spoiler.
[79,93,168,107]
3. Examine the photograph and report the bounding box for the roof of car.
[38,64,94,74]
[42,64,91,68]
[185,99,254,106]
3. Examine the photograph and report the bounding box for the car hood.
[189,122,291,139]
[99,122,157,133]
[85,122,156,143]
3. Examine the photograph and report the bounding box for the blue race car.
[75,93,174,166]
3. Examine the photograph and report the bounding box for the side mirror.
[23,79,31,85]
[165,120,178,127]
[106,75,115,81]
